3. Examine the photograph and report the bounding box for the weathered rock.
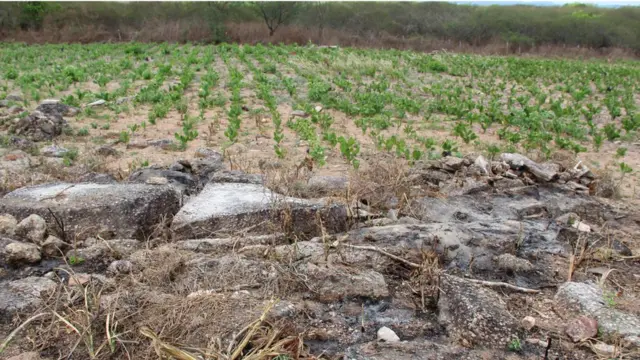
[491,178,525,190]
[192,156,227,181]
[474,155,490,175]
[554,282,640,346]
[128,168,198,193]
[4,241,41,264]
[377,326,400,342]
[438,274,519,347]
[572,220,591,232]
[87,99,106,107]
[495,253,534,272]
[409,167,451,185]
[95,145,119,157]
[41,144,69,158]
[565,316,598,342]
[12,110,68,142]
[0,276,56,318]
[521,316,536,331]
[15,214,47,244]
[501,153,558,182]
[0,183,181,241]
[291,110,308,118]
[442,178,491,196]
[126,140,148,149]
[340,223,470,267]
[107,260,134,275]
[77,172,117,184]
[146,176,168,185]
[195,147,223,160]
[209,170,264,184]
[0,213,18,237]
[592,343,618,357]
[36,99,79,116]
[148,138,174,150]
[441,156,467,172]
[41,235,69,257]
[171,183,347,239]
[169,162,186,172]
[304,263,388,302]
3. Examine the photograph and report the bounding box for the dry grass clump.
[590,167,619,199]
[1,261,322,359]
[129,246,193,291]
[348,154,413,211]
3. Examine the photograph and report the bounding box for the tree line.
[0,2,638,53]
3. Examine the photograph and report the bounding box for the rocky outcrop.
[409,153,595,197]
[171,182,347,239]
[0,183,181,241]
[438,274,520,347]
[11,100,79,142]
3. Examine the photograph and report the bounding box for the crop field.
[3,42,640,360]
[1,43,640,193]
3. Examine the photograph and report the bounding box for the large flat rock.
[170,182,347,239]
[0,182,181,240]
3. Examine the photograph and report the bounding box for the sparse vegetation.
[0,20,640,360]
[508,337,522,352]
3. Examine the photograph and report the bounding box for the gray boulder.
[4,241,41,264]
[170,182,347,239]
[15,214,47,244]
[12,110,68,142]
[195,147,223,160]
[0,183,181,241]
[36,99,79,117]
[0,213,18,237]
[41,235,70,257]
[192,157,227,182]
[438,274,520,347]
